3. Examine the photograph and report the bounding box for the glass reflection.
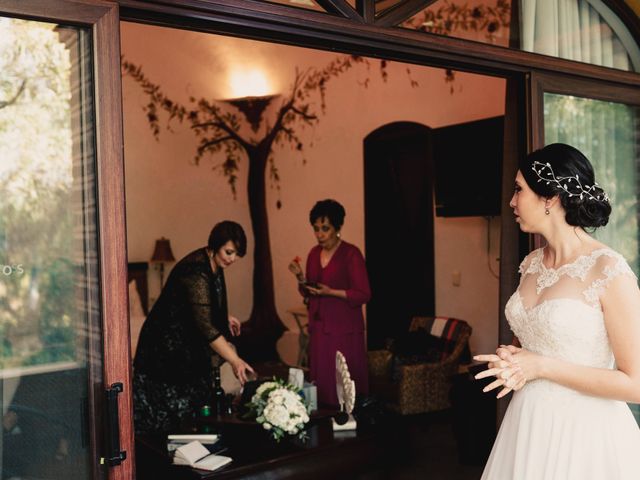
[522,0,638,71]
[399,0,639,72]
[0,17,98,480]
[401,0,511,47]
[544,94,639,272]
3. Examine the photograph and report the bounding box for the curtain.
[521,0,632,70]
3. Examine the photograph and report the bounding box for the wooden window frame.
[116,0,640,437]
[0,1,635,479]
[530,71,640,149]
[118,0,640,85]
[0,2,130,480]
[527,71,640,252]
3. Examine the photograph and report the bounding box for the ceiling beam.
[356,0,374,23]
[375,0,436,28]
[315,0,364,22]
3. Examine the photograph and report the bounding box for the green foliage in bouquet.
[245,379,310,442]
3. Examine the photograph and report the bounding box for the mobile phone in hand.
[303,281,320,289]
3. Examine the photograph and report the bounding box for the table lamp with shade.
[151,237,175,289]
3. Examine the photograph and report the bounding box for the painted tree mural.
[122,55,402,359]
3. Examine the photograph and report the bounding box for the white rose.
[256,382,278,396]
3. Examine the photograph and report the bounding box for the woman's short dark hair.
[309,199,346,230]
[519,143,611,230]
[208,221,247,257]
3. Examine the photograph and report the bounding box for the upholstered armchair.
[368,316,472,415]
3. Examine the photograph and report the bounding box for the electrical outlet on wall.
[452,270,461,287]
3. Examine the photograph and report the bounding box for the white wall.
[435,216,501,355]
[121,22,506,361]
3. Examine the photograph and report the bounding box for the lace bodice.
[506,247,636,369]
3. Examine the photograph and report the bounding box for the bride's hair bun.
[519,143,611,230]
[563,191,610,229]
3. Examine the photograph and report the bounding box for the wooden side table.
[287,306,309,367]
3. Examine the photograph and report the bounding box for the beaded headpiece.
[531,161,609,203]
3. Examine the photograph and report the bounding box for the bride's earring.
[545,208,550,215]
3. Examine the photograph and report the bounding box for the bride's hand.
[476,344,525,375]
[496,344,521,361]
[508,348,542,384]
[474,353,513,374]
[474,348,540,398]
[474,354,520,392]
[496,345,527,396]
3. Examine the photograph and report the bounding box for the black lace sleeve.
[176,270,222,343]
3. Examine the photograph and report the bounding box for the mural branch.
[402,0,511,92]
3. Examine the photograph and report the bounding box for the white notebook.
[173,440,232,472]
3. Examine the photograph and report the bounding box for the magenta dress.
[303,241,371,407]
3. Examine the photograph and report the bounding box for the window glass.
[544,92,640,423]
[399,0,639,72]
[0,17,100,479]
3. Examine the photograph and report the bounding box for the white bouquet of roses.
[246,379,310,442]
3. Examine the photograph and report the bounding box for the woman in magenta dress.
[289,199,371,407]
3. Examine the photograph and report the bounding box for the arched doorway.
[364,122,435,348]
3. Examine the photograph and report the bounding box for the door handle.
[104,382,127,466]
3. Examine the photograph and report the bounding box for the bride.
[475,143,640,479]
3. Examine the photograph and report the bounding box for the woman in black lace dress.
[133,221,255,433]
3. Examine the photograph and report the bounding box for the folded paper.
[288,367,304,389]
[167,433,219,452]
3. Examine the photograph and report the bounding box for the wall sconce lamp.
[222,94,280,132]
[151,237,175,289]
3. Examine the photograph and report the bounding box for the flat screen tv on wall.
[433,116,504,217]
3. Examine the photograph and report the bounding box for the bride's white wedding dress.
[481,247,640,480]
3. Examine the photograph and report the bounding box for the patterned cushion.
[410,317,470,361]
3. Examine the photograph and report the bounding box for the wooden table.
[136,412,402,479]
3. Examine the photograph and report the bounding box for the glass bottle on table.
[212,365,225,416]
